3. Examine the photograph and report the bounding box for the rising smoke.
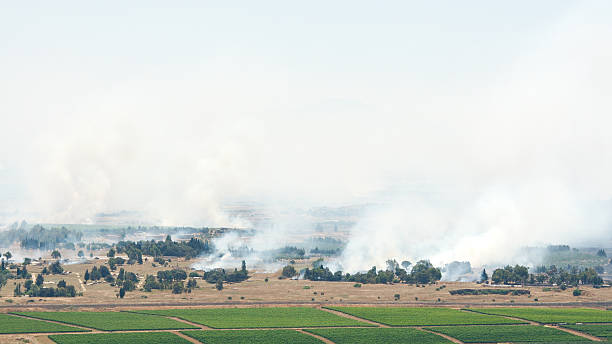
[1,2,612,274]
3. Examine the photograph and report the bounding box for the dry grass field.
[1,256,611,311]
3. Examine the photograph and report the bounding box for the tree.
[91,266,100,281]
[78,250,84,258]
[282,265,297,278]
[401,261,411,270]
[107,248,116,258]
[57,280,67,288]
[3,251,11,261]
[99,265,111,278]
[36,273,44,287]
[386,259,400,272]
[215,280,223,291]
[119,287,125,298]
[84,269,90,282]
[14,283,21,296]
[51,250,61,260]
[480,269,488,283]
[172,282,184,294]
[23,258,32,266]
[411,260,442,284]
[241,260,247,273]
[597,249,607,258]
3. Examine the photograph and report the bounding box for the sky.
[1,0,612,237]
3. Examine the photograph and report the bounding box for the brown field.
[1,255,611,312]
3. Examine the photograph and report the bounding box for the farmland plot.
[0,314,87,334]
[306,328,453,344]
[427,325,591,343]
[49,332,193,344]
[325,307,524,326]
[14,311,198,331]
[182,329,323,343]
[563,324,612,338]
[135,307,371,328]
[469,308,612,324]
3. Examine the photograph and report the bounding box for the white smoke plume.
[1,2,611,272]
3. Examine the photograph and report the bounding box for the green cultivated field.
[427,325,591,343]
[469,308,612,324]
[0,314,88,334]
[325,307,524,326]
[49,332,192,344]
[135,307,371,328]
[563,324,612,338]
[306,328,453,344]
[182,329,323,343]
[14,311,198,331]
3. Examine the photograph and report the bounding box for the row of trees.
[299,260,442,285]
[201,260,249,284]
[0,225,83,250]
[488,265,604,286]
[143,268,195,294]
[14,274,77,297]
[115,236,212,261]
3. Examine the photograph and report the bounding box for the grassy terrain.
[427,325,591,343]
[325,307,525,326]
[563,324,612,338]
[306,328,453,344]
[49,332,193,344]
[469,307,612,324]
[182,329,323,343]
[13,311,198,331]
[135,307,372,328]
[0,314,88,334]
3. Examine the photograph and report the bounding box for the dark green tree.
[51,250,61,260]
[480,269,488,283]
[36,273,44,287]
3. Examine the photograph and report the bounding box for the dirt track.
[1,300,611,312]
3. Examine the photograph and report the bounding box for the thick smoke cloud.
[1,2,611,270]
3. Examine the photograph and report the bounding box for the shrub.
[282,265,297,278]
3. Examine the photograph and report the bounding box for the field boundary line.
[460,308,539,325]
[165,316,211,330]
[546,325,603,342]
[173,330,204,344]
[7,313,96,332]
[297,329,335,344]
[121,311,210,330]
[320,307,389,327]
[2,301,612,310]
[419,327,464,344]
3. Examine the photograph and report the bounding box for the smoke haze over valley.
[1,1,612,274]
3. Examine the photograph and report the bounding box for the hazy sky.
[1,1,611,227]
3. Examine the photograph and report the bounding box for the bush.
[449,289,530,296]
[172,282,184,294]
[353,283,361,288]
[573,289,582,296]
[282,265,297,278]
